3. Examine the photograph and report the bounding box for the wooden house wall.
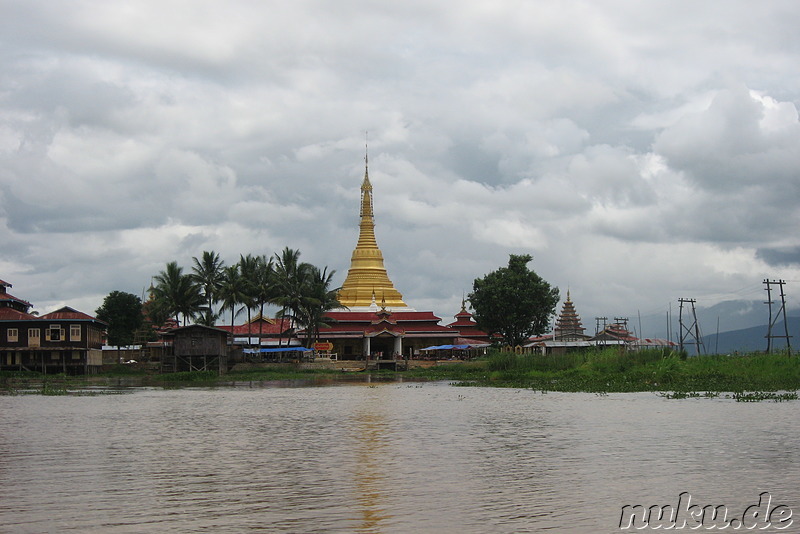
[1,320,106,373]
[173,331,226,357]
[1,321,104,350]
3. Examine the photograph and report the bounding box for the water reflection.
[0,383,798,533]
[353,386,393,532]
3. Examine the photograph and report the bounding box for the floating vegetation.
[658,391,719,399]
[40,379,70,396]
[731,391,799,402]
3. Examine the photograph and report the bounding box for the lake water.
[0,380,797,533]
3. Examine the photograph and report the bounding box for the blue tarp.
[420,344,470,351]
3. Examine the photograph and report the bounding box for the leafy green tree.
[468,254,559,347]
[96,291,144,350]
[143,291,172,331]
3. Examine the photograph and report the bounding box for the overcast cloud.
[2,0,799,335]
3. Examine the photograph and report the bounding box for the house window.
[48,325,63,342]
[7,328,18,343]
[70,325,81,342]
[72,351,81,360]
[28,328,40,347]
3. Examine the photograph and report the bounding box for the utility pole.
[678,298,704,356]
[764,279,791,355]
[595,317,608,347]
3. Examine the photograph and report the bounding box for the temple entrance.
[370,337,395,359]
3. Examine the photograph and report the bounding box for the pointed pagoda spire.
[554,290,585,340]
[337,146,409,310]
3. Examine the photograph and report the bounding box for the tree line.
[98,251,560,352]
[98,247,343,349]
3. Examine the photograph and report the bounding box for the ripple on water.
[0,384,798,533]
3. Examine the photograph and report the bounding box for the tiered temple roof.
[445,299,490,342]
[553,291,588,341]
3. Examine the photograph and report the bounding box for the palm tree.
[191,251,225,325]
[253,254,277,342]
[153,261,204,325]
[238,253,260,346]
[194,308,220,327]
[273,247,303,347]
[298,265,343,346]
[218,264,246,340]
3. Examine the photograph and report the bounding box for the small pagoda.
[553,291,590,341]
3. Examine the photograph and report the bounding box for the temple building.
[446,299,490,343]
[316,156,459,359]
[526,291,592,354]
[553,291,590,342]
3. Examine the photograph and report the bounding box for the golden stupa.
[337,154,409,310]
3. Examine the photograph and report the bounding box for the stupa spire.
[337,148,409,310]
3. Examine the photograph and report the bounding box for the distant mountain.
[697,317,800,355]
[633,300,800,345]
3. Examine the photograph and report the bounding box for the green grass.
[4,349,799,396]
[451,348,800,394]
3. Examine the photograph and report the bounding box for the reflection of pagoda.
[553,291,590,341]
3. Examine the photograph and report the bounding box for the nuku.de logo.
[619,492,793,530]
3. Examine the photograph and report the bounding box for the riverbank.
[2,349,799,395]
[475,348,800,394]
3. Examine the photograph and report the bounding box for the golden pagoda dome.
[337,153,411,310]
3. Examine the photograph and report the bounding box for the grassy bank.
[471,348,800,393]
[3,349,799,395]
[0,365,372,394]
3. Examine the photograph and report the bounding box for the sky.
[2,0,800,337]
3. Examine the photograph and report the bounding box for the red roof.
[40,306,105,324]
[216,318,291,336]
[0,307,36,320]
[0,291,32,308]
[318,310,457,337]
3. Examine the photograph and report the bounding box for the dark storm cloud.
[756,247,800,268]
[1,0,799,328]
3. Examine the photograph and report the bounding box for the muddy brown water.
[0,381,797,532]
